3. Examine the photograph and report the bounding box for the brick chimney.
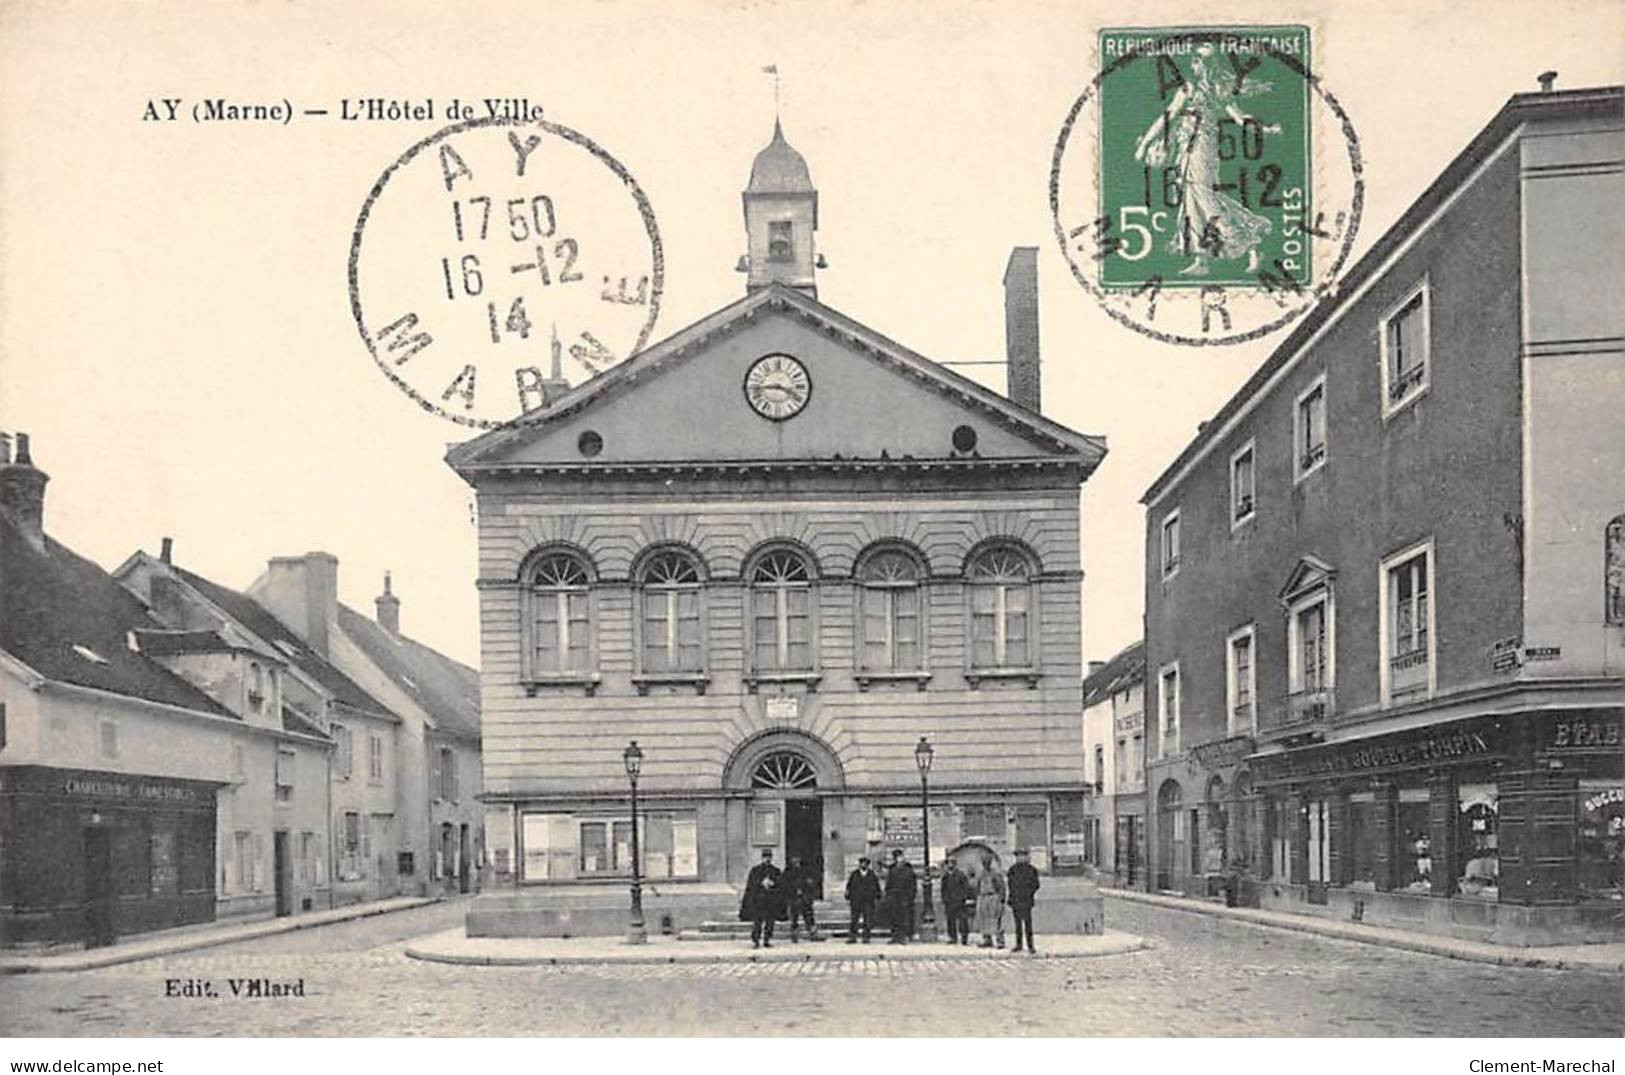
[1003,247,1041,413]
[0,432,50,549]
[376,571,401,636]
[257,552,340,656]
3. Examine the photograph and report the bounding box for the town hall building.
[451,122,1106,935]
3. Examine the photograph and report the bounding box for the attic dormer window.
[768,220,794,263]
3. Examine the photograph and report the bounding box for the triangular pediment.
[447,285,1104,474]
[1279,555,1336,605]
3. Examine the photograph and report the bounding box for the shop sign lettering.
[1549,716,1622,751]
[62,777,199,802]
[1114,710,1144,734]
[1192,735,1255,770]
[1253,723,1497,783]
[1524,645,1562,662]
[1582,788,1623,814]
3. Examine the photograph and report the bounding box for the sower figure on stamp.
[1007,847,1041,954]
[783,854,819,942]
[844,856,881,944]
[884,848,917,944]
[740,848,785,949]
[939,858,971,945]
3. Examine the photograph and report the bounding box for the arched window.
[967,544,1034,668]
[749,546,814,672]
[248,662,265,711]
[638,548,704,673]
[752,752,818,790]
[526,549,593,675]
[857,546,924,671]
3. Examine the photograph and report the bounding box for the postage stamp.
[1051,25,1364,346]
[349,114,663,429]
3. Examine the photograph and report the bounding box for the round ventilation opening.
[577,430,604,457]
[952,425,978,453]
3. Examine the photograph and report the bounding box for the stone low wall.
[467,884,741,938]
[469,878,1106,938]
[1255,881,1625,947]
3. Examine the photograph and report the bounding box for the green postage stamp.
[1097,26,1312,290]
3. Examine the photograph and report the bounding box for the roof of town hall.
[337,602,481,744]
[446,282,1108,472]
[168,563,398,722]
[0,513,234,718]
[1081,639,1146,710]
[1141,84,1624,507]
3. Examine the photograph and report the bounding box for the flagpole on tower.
[762,64,780,123]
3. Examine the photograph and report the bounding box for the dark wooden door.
[784,798,824,899]
[83,827,115,948]
[273,831,293,917]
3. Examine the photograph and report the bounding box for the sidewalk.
[1105,889,1625,972]
[0,895,443,974]
[405,928,1148,967]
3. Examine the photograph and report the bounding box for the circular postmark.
[349,114,663,428]
[1051,27,1363,346]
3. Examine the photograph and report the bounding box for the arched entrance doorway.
[1156,779,1183,891]
[724,731,844,899]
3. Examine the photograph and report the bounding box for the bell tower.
[740,119,820,298]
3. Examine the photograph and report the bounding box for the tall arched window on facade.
[525,549,593,676]
[967,543,1034,668]
[638,548,704,673]
[857,546,924,672]
[749,546,814,672]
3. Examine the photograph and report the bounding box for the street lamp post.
[623,740,647,945]
[915,736,938,942]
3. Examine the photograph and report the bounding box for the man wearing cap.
[1007,847,1041,954]
[843,855,881,943]
[740,848,786,949]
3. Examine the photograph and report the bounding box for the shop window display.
[1578,787,1624,902]
[1457,783,1498,898]
[1398,789,1431,892]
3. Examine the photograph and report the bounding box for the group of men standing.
[741,846,1041,952]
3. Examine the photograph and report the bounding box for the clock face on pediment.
[743,353,811,421]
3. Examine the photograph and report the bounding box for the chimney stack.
[0,432,50,548]
[160,537,173,564]
[1538,70,1558,93]
[376,571,401,636]
[1003,247,1041,413]
[260,552,340,656]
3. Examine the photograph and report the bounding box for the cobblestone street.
[1,899,1619,1037]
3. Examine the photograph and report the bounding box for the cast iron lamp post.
[915,736,938,942]
[623,740,647,945]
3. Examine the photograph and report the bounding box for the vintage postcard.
[0,0,1620,1062]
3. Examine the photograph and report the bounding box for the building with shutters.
[1139,83,1624,945]
[0,434,333,947]
[450,121,1107,936]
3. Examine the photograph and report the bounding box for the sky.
[1,0,1621,669]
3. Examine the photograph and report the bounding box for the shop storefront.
[1243,708,1624,945]
[1,765,221,948]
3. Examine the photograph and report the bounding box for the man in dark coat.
[939,859,971,945]
[783,855,819,942]
[843,856,881,944]
[740,849,785,948]
[884,848,918,944]
[1007,847,1042,954]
